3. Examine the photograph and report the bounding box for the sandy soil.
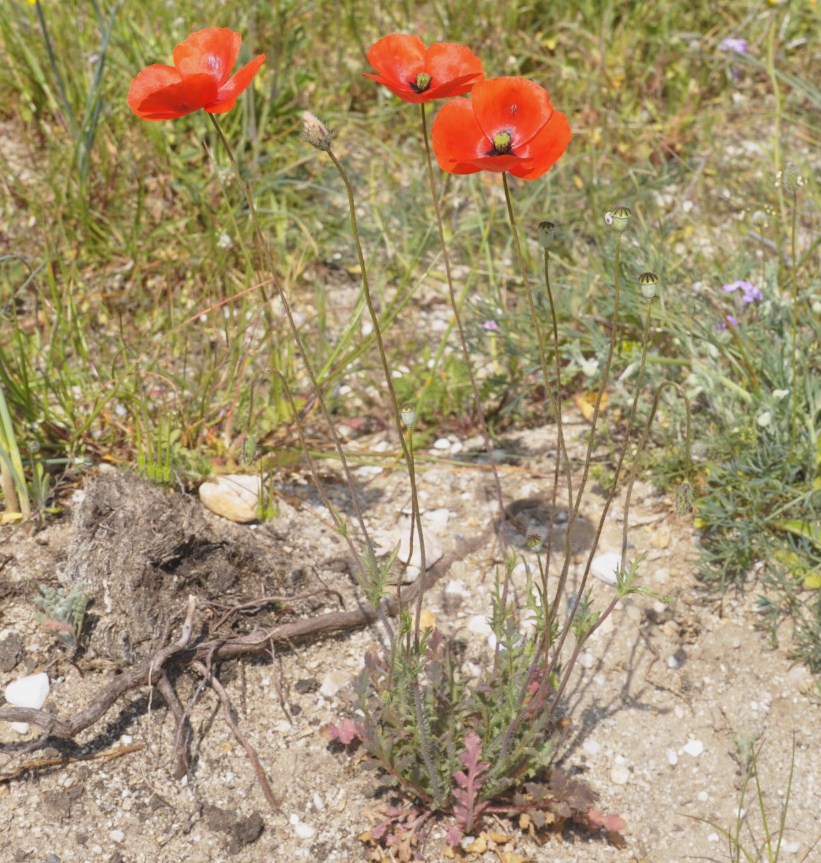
[1,420,819,863]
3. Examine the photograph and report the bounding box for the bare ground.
[1,420,819,863]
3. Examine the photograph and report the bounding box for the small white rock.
[199,475,264,523]
[109,830,125,844]
[319,670,349,698]
[4,672,49,709]
[289,814,315,840]
[667,748,679,766]
[583,739,602,756]
[376,521,444,573]
[467,615,493,637]
[579,651,595,669]
[591,552,622,586]
[610,764,631,785]
[423,508,451,533]
[682,739,704,757]
[433,438,451,451]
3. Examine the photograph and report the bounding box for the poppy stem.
[499,172,574,631]
[322,144,444,803]
[322,147,428,642]
[206,114,274,323]
[418,102,509,551]
[205,114,388,629]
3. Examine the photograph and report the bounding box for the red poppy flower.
[128,28,265,121]
[431,77,571,180]
[364,34,483,104]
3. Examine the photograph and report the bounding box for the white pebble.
[584,739,602,756]
[444,579,469,600]
[467,615,493,637]
[579,651,594,669]
[109,830,125,844]
[319,670,349,698]
[591,553,622,586]
[682,739,704,757]
[312,792,325,811]
[610,764,631,785]
[433,438,451,451]
[4,672,50,709]
[289,814,315,840]
[667,748,679,766]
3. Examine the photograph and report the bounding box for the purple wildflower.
[717,314,739,332]
[720,37,748,54]
[723,279,762,304]
[482,320,500,332]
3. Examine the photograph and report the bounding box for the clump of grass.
[693,735,820,863]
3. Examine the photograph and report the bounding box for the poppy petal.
[425,71,486,101]
[128,64,181,117]
[424,43,483,97]
[130,72,219,120]
[509,109,572,179]
[173,28,241,85]
[208,53,266,112]
[362,73,430,103]
[431,98,489,173]
[365,34,426,96]
[471,77,553,150]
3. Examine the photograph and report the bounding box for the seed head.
[605,205,631,233]
[302,111,334,152]
[638,271,659,301]
[538,220,559,250]
[525,533,544,551]
[400,404,418,430]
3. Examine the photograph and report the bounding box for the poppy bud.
[400,404,418,429]
[638,271,659,300]
[605,205,631,233]
[302,111,334,152]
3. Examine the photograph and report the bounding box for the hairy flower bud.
[605,205,631,233]
[638,271,659,300]
[302,111,334,151]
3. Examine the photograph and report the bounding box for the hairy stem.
[420,103,508,549]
